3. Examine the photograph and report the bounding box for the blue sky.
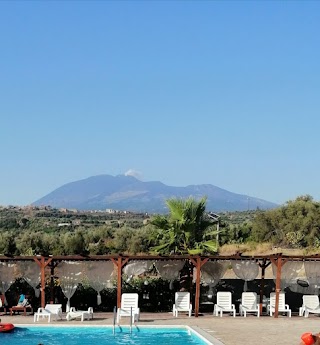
[1,1,319,206]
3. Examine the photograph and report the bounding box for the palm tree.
[150,197,219,255]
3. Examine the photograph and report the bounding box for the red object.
[0,323,15,333]
[301,332,315,345]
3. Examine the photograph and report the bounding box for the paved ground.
[1,311,319,345]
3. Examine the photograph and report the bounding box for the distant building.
[106,209,116,214]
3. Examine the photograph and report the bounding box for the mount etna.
[33,174,278,213]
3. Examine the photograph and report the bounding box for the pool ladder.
[113,306,133,335]
[113,306,117,335]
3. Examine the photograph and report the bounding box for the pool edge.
[188,326,224,345]
[13,324,224,345]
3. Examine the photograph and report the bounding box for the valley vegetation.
[0,195,320,256]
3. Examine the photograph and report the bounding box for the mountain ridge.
[32,174,278,213]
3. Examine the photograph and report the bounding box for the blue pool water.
[0,326,209,345]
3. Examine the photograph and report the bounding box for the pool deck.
[1,311,318,345]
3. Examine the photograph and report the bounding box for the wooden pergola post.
[112,256,129,308]
[270,254,288,318]
[258,258,271,315]
[189,256,208,317]
[34,256,53,308]
[49,261,59,304]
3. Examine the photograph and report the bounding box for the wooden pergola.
[1,253,319,318]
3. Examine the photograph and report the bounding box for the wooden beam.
[4,253,320,262]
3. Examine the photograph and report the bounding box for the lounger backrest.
[270,292,286,309]
[303,295,320,309]
[241,292,258,309]
[45,304,62,313]
[175,292,190,310]
[121,293,139,311]
[217,291,232,308]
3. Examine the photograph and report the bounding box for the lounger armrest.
[232,304,235,309]
[285,304,290,310]
[304,306,320,311]
[36,307,46,313]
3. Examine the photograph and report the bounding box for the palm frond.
[188,248,203,255]
[150,242,171,254]
[201,240,218,253]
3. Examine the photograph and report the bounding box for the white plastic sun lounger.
[214,291,236,317]
[34,304,63,322]
[301,295,320,317]
[172,291,192,317]
[66,307,93,321]
[267,292,291,317]
[117,293,140,324]
[239,292,260,317]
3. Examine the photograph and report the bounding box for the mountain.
[32,174,278,213]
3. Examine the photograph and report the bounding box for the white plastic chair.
[267,292,291,317]
[172,292,192,317]
[117,293,140,324]
[66,307,93,321]
[239,292,260,317]
[301,295,320,317]
[214,291,236,317]
[34,304,63,322]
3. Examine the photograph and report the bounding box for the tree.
[0,232,18,255]
[150,197,218,255]
[62,230,88,255]
[251,195,320,247]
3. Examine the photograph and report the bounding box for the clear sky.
[1,1,319,206]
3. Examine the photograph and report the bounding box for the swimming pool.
[0,326,213,345]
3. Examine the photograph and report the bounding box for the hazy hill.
[33,174,278,213]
